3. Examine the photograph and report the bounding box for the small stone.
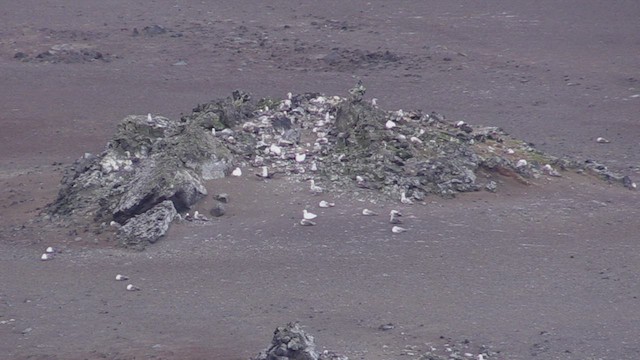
[215,193,229,203]
[485,181,498,193]
[209,203,226,217]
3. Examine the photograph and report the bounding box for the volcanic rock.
[252,322,348,360]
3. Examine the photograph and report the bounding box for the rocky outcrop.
[117,200,177,249]
[252,322,348,360]
[46,85,634,249]
[46,94,246,249]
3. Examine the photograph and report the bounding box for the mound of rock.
[45,92,252,249]
[252,322,348,360]
[46,84,634,249]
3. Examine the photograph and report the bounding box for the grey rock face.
[47,109,236,249]
[118,200,177,249]
[252,323,348,360]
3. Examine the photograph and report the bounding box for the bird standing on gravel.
[362,208,378,216]
[309,179,323,194]
[389,210,403,224]
[400,191,413,204]
[392,226,407,233]
[303,209,317,220]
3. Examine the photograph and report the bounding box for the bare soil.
[1,1,639,359]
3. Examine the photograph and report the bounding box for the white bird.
[193,211,208,221]
[269,144,282,156]
[303,209,317,220]
[310,161,318,172]
[45,246,54,253]
[115,274,129,281]
[392,226,408,233]
[126,284,140,291]
[596,137,610,143]
[515,159,528,168]
[309,179,323,194]
[147,113,153,122]
[400,191,413,204]
[385,120,396,129]
[319,200,335,208]
[362,208,378,216]
[295,153,306,163]
[324,112,331,122]
[40,253,52,261]
[211,128,216,136]
[300,219,316,226]
[390,210,403,224]
[287,92,292,100]
[231,167,242,177]
[371,98,378,107]
[256,166,270,179]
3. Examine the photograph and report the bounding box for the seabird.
[392,226,408,233]
[269,144,283,156]
[362,208,378,216]
[371,98,378,107]
[389,210,403,224]
[385,120,396,129]
[319,200,335,208]
[193,211,208,221]
[310,161,318,172]
[115,274,129,281]
[45,246,54,254]
[400,191,414,205]
[126,284,140,291]
[231,167,242,177]
[40,253,52,261]
[303,209,317,220]
[295,153,306,163]
[309,179,323,194]
[515,159,528,168]
[355,175,369,188]
[300,219,316,226]
[147,113,153,122]
[256,166,271,179]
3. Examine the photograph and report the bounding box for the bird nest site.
[44,83,635,249]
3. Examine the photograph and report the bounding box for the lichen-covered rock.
[252,322,348,360]
[118,200,177,249]
[46,111,235,249]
